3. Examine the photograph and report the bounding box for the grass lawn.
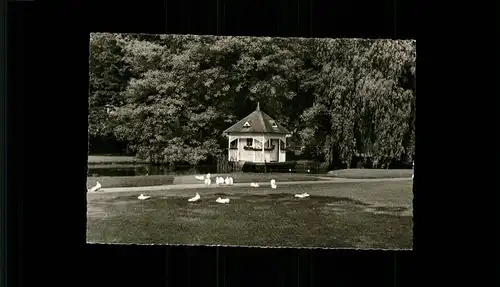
[88,155,147,164]
[327,169,413,179]
[87,172,325,189]
[87,181,413,249]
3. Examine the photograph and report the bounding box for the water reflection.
[87,164,218,177]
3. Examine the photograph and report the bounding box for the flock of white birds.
[88,172,311,204]
[90,162,412,205]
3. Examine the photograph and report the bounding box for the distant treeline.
[89,33,416,168]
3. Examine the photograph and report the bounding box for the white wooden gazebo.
[222,103,292,163]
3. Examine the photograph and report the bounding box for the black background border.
[5,0,490,286]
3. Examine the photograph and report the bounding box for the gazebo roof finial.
[256,102,260,111]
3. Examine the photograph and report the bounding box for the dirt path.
[88,177,411,195]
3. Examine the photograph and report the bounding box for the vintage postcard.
[87,33,415,250]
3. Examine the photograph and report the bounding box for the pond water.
[87,164,218,177]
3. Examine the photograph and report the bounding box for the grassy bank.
[88,163,145,169]
[88,155,147,164]
[327,169,413,179]
[87,175,175,188]
[87,181,413,249]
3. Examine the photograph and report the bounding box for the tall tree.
[89,33,132,137]
[299,38,416,168]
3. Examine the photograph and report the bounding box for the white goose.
[294,193,310,198]
[250,182,259,188]
[270,179,277,189]
[89,181,102,192]
[228,177,234,185]
[188,192,201,202]
[224,176,230,185]
[216,197,230,204]
[219,177,226,185]
[195,175,205,181]
[138,194,151,200]
[204,178,212,185]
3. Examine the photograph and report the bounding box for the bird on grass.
[294,193,310,198]
[204,178,212,185]
[224,176,234,185]
[89,181,102,192]
[270,179,277,189]
[216,197,230,204]
[250,182,259,187]
[188,193,201,202]
[216,177,225,185]
[138,194,151,200]
[195,175,205,181]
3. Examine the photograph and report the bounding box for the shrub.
[241,161,297,173]
[318,162,330,173]
[294,160,321,173]
[356,160,364,169]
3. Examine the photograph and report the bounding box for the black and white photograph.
[87,33,416,250]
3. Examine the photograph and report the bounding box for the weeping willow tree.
[299,38,416,168]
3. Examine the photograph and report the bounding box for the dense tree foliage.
[89,33,416,168]
[299,39,416,168]
[89,33,132,137]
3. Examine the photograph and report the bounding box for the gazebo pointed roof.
[223,103,291,134]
